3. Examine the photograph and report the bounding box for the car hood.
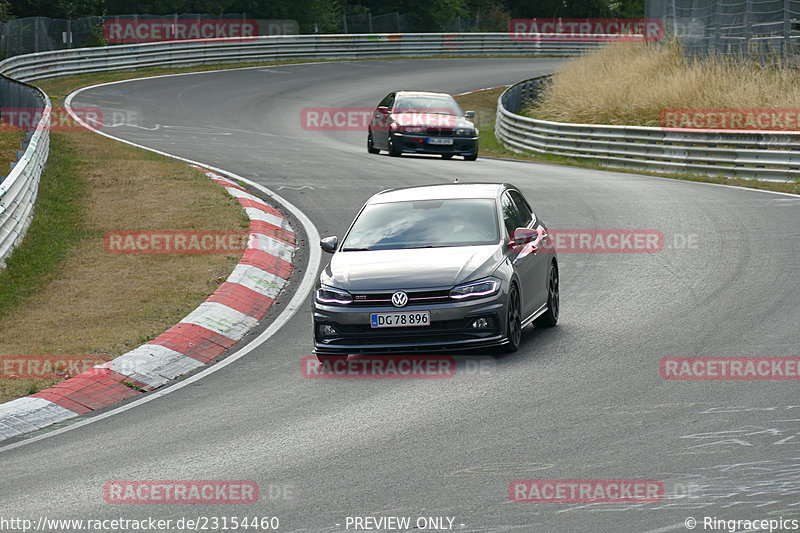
[393,112,474,130]
[324,245,504,291]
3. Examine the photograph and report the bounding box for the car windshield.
[341,198,499,251]
[393,96,463,116]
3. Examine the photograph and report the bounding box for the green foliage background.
[3,0,646,32]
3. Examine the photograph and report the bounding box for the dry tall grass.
[528,42,800,126]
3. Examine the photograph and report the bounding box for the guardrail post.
[713,0,722,57]
[783,0,791,66]
[745,0,753,59]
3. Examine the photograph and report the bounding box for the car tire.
[464,151,478,161]
[500,283,522,353]
[367,131,379,154]
[388,134,402,157]
[441,154,453,159]
[534,262,559,328]
[317,354,348,365]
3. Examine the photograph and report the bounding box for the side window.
[379,93,394,108]
[508,190,533,227]
[501,193,522,236]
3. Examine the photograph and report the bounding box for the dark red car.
[367,91,479,160]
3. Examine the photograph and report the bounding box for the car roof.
[369,183,510,204]
[394,91,454,99]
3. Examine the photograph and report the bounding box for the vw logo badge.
[391,291,408,308]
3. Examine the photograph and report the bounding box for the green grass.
[0,134,86,318]
[0,129,25,165]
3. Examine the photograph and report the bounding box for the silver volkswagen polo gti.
[312,183,559,359]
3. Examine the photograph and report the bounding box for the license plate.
[370,311,430,328]
[427,137,453,145]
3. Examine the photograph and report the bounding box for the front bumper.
[313,292,506,355]
[393,133,478,156]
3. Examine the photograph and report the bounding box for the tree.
[299,0,342,32]
[0,0,12,20]
[505,0,612,18]
[397,0,468,31]
[465,0,510,31]
[611,0,645,18]
[11,0,103,17]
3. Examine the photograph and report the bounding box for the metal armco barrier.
[0,75,49,268]
[496,74,800,181]
[0,33,609,83]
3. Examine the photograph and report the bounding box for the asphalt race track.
[2,58,800,532]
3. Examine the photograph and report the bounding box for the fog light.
[471,318,490,329]
[318,325,336,337]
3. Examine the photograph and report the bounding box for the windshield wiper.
[341,247,371,251]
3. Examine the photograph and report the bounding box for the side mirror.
[320,236,338,253]
[376,106,390,114]
[465,110,476,119]
[509,227,537,252]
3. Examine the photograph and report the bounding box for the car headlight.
[315,286,353,305]
[455,128,475,136]
[450,279,500,300]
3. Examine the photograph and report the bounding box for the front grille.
[423,127,455,136]
[351,289,452,307]
[315,313,503,353]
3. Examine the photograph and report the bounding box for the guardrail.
[0,75,49,268]
[0,33,608,82]
[495,74,800,181]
